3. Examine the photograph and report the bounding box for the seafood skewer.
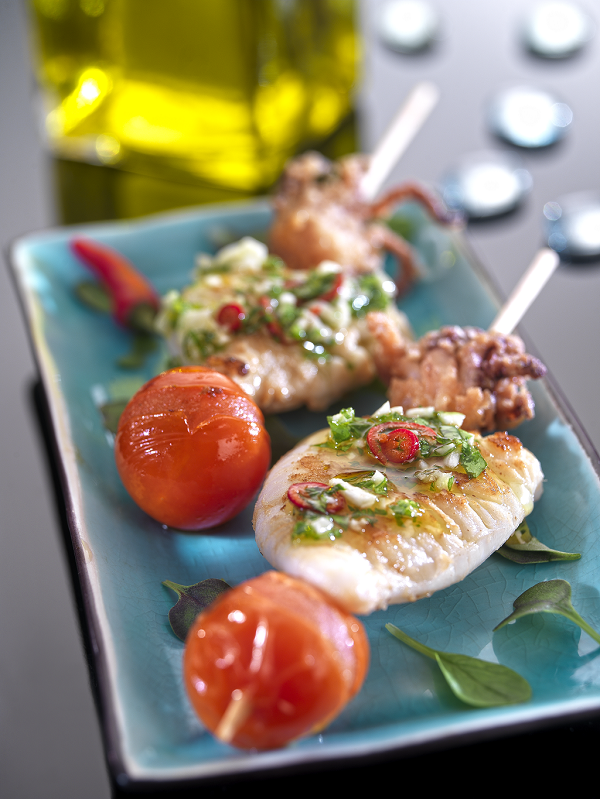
[268,151,460,296]
[254,406,543,614]
[488,247,560,335]
[360,81,440,201]
[368,248,559,432]
[269,83,459,296]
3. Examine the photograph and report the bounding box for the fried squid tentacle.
[269,152,459,293]
[367,318,546,432]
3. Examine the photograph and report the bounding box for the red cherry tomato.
[114,366,271,530]
[367,422,420,464]
[183,571,369,750]
[287,482,346,514]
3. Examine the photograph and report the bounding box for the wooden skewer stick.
[360,81,440,201]
[214,688,253,744]
[488,247,560,336]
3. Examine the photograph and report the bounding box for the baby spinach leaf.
[386,624,531,707]
[99,399,128,434]
[263,415,302,465]
[117,331,158,370]
[497,522,581,564]
[74,280,113,314]
[493,579,600,645]
[163,578,231,641]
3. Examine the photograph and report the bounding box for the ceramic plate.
[10,200,600,789]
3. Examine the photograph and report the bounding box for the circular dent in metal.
[488,86,573,148]
[523,1,594,58]
[441,151,532,219]
[379,0,439,53]
[544,191,600,259]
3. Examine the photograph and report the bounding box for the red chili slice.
[367,423,420,464]
[287,482,345,514]
[397,421,437,438]
[217,303,245,332]
[319,272,343,302]
[259,296,286,340]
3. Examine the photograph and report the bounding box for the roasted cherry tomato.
[367,422,420,464]
[184,571,369,750]
[287,482,346,514]
[114,366,271,530]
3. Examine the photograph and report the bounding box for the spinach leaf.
[386,624,531,707]
[163,578,231,642]
[497,521,581,564]
[493,579,600,644]
[75,280,113,313]
[99,399,128,434]
[117,331,157,370]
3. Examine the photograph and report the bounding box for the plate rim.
[8,199,600,787]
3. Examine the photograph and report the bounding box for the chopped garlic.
[329,479,378,508]
[406,406,435,418]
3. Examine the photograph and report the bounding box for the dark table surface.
[2,1,600,796]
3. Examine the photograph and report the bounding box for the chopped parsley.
[390,499,423,525]
[155,238,394,367]
[324,406,488,479]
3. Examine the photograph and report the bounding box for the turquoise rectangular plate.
[10,201,600,788]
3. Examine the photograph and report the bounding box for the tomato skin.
[114,366,271,530]
[183,571,369,750]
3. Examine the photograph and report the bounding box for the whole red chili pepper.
[71,237,160,333]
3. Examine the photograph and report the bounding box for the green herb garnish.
[458,431,487,479]
[386,624,531,707]
[183,328,219,360]
[324,406,487,476]
[163,578,231,642]
[99,398,128,433]
[117,331,158,369]
[350,274,391,316]
[292,514,344,542]
[326,407,371,443]
[337,470,389,495]
[292,270,339,302]
[493,580,600,644]
[75,280,113,313]
[497,521,581,564]
[389,498,423,525]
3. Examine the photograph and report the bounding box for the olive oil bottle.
[28,0,358,198]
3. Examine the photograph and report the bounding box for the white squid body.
[253,428,543,615]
